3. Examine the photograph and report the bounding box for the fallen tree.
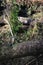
[12,40,43,57]
[0,39,43,60]
[0,39,43,65]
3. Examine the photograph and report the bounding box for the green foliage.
[10,0,43,43]
[10,4,22,34]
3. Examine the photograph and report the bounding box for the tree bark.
[12,40,43,58]
[0,40,43,60]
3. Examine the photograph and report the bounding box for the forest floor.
[0,1,43,65]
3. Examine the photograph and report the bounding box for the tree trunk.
[0,40,43,60]
[12,40,43,58]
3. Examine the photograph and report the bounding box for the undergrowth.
[10,1,43,44]
[10,4,23,34]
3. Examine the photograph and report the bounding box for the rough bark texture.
[11,40,43,58]
[0,40,43,60]
[0,40,43,65]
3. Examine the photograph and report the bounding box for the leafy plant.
[10,4,22,34]
[10,0,43,43]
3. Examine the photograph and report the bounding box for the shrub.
[10,3,22,34]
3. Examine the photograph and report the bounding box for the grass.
[10,1,43,44]
[10,4,23,34]
[0,0,43,45]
